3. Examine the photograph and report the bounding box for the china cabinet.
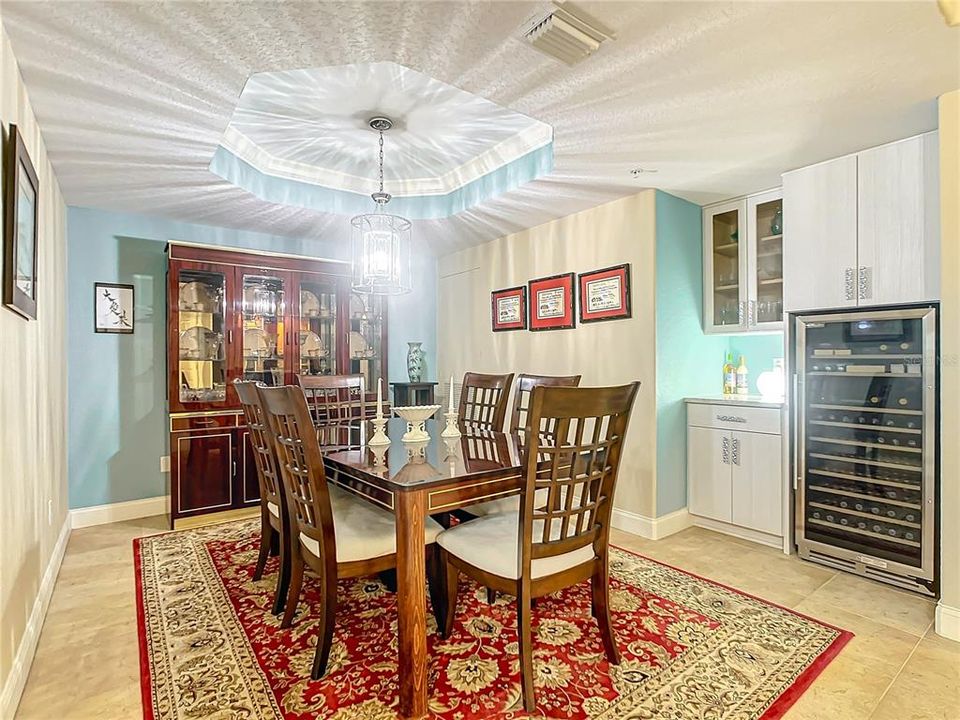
[702,188,784,334]
[782,131,939,312]
[166,243,387,525]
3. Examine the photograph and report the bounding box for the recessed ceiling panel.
[210,61,554,219]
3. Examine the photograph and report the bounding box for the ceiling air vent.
[521,2,614,65]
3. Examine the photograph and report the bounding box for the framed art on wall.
[491,285,527,332]
[578,263,632,323]
[95,282,135,333]
[528,272,575,331]
[3,124,40,320]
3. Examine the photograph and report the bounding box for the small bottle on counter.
[723,353,737,395]
[736,356,749,395]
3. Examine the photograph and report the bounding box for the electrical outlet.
[160,455,171,473]
[47,498,53,525]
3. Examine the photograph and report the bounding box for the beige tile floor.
[13,519,959,719]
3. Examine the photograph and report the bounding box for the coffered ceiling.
[1,1,957,253]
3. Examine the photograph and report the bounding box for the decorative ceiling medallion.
[210,61,554,220]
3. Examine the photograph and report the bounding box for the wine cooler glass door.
[797,307,936,587]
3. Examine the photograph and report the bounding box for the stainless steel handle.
[717,414,747,423]
[732,437,740,466]
[721,435,730,465]
[858,266,871,301]
[844,267,855,301]
[792,373,800,490]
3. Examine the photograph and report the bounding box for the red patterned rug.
[134,520,851,719]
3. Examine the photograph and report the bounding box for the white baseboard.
[690,515,783,550]
[612,507,693,540]
[935,602,960,643]
[0,518,71,718]
[70,495,169,530]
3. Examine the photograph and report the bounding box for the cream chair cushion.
[437,512,595,579]
[267,500,280,518]
[465,495,520,517]
[300,484,443,564]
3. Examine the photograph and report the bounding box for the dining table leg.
[395,489,429,719]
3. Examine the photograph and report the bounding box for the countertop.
[684,395,785,409]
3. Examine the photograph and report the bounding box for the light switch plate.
[160,455,171,473]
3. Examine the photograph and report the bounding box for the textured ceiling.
[2,1,958,254]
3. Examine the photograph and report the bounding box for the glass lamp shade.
[350,211,412,295]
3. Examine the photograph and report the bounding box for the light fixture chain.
[378,130,384,195]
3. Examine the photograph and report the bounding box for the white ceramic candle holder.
[370,443,389,472]
[393,405,440,443]
[440,411,462,438]
[368,417,391,447]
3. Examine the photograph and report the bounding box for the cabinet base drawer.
[687,403,782,434]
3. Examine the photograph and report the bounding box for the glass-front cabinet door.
[747,189,784,330]
[296,276,340,377]
[176,266,229,407]
[703,198,747,333]
[238,271,288,387]
[348,291,385,394]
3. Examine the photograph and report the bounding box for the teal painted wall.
[654,191,729,516]
[67,206,436,509]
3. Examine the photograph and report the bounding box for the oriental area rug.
[134,520,851,720]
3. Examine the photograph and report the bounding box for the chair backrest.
[297,374,367,447]
[257,385,337,567]
[458,372,514,430]
[235,381,285,512]
[520,383,640,573]
[509,373,582,437]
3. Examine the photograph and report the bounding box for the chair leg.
[310,565,339,680]
[272,522,292,616]
[591,559,621,665]
[269,527,280,557]
[486,587,497,605]
[440,548,458,639]
[281,552,304,629]
[426,546,445,631]
[253,519,272,581]
[517,586,536,713]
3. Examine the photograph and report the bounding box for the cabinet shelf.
[808,518,920,548]
[808,419,922,435]
[759,234,783,243]
[713,242,740,256]
[809,436,921,454]
[808,452,921,473]
[808,468,920,491]
[809,403,922,417]
[808,484,921,510]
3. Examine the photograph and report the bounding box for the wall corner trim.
[935,602,960,643]
[70,495,169,530]
[611,507,693,541]
[0,518,71,718]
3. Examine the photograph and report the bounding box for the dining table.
[320,417,524,719]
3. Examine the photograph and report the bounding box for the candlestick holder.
[440,412,462,438]
[370,443,388,473]
[368,416,391,446]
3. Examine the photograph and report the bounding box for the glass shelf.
[177,269,227,403]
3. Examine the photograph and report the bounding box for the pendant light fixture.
[351,117,412,295]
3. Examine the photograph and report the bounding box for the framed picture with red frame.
[490,285,527,332]
[528,272,576,331]
[578,263,631,323]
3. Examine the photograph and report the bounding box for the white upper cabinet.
[782,155,859,312]
[782,131,939,313]
[857,133,940,306]
[703,190,783,334]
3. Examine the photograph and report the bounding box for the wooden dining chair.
[458,372,514,430]
[257,384,445,679]
[235,380,290,616]
[436,382,640,712]
[297,374,368,448]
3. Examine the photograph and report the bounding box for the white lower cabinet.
[686,401,784,546]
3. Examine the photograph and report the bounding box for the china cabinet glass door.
[297,277,339,377]
[239,272,286,386]
[748,190,784,329]
[704,198,747,332]
[177,267,228,404]
[348,291,385,393]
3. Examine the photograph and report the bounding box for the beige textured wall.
[437,190,658,517]
[0,20,69,707]
[938,89,959,629]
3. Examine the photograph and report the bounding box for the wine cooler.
[793,306,938,596]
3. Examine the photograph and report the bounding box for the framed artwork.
[95,282,135,334]
[491,285,527,332]
[578,263,632,323]
[528,272,575,331]
[3,124,40,320]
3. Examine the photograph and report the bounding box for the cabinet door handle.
[232,460,237,477]
[228,329,234,345]
[737,301,745,328]
[194,418,217,426]
[721,436,730,465]
[748,300,756,327]
[732,437,741,466]
[858,266,871,301]
[844,267,855,301]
